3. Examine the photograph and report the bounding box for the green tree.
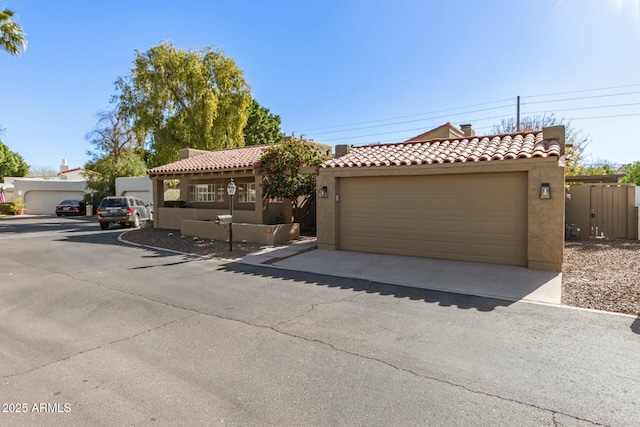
[0,139,29,180]
[84,108,147,204]
[260,137,330,231]
[571,158,621,177]
[116,41,252,166]
[0,7,27,56]
[84,152,147,204]
[491,114,590,176]
[621,161,640,186]
[243,99,285,146]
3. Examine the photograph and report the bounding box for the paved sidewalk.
[238,238,562,305]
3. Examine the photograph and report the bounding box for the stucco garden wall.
[157,207,262,230]
[181,220,299,246]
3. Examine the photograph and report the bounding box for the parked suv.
[96,196,153,230]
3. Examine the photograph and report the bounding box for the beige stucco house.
[147,146,302,245]
[316,125,566,272]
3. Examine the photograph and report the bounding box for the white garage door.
[339,172,528,266]
[24,191,86,215]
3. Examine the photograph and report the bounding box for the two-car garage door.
[338,172,528,267]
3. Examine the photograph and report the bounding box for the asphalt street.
[1,216,639,426]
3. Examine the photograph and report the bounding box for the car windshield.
[100,198,126,208]
[60,200,79,206]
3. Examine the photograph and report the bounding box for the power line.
[521,83,640,99]
[318,113,512,143]
[566,112,640,121]
[295,84,640,145]
[313,110,640,145]
[297,84,640,134]
[524,102,640,115]
[308,103,514,136]
[522,91,640,106]
[298,97,514,132]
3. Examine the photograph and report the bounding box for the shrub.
[10,197,25,214]
[0,202,12,215]
[164,200,186,208]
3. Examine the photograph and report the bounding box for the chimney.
[460,124,475,137]
[334,145,351,157]
[542,125,566,155]
[60,159,69,173]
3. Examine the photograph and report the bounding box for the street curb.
[117,232,215,260]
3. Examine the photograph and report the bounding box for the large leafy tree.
[116,41,252,166]
[260,137,330,230]
[491,114,590,176]
[0,139,29,179]
[0,7,26,56]
[84,108,147,204]
[243,99,285,146]
[621,161,640,186]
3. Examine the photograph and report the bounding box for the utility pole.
[516,96,521,132]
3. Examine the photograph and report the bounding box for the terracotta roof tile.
[148,145,271,175]
[321,131,561,168]
[59,167,85,174]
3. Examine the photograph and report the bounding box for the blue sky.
[1,0,639,170]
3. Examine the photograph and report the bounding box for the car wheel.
[132,214,140,228]
[56,213,62,217]
[100,222,109,230]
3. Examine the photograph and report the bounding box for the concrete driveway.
[239,242,562,304]
[1,216,639,426]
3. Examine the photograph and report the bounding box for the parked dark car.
[55,199,86,216]
[96,196,153,230]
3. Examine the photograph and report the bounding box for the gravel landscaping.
[123,227,264,259]
[563,238,640,316]
[123,227,640,316]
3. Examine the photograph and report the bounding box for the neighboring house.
[316,125,566,272]
[58,167,89,181]
[147,144,329,245]
[115,176,153,205]
[404,122,471,142]
[3,159,90,214]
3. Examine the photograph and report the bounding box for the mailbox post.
[226,178,237,252]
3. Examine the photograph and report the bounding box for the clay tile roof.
[59,167,85,174]
[148,145,271,175]
[321,131,561,169]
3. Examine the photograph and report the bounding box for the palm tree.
[0,7,27,56]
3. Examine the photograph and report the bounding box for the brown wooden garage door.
[338,172,528,266]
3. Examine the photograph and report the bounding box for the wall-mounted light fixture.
[319,186,328,198]
[540,183,551,199]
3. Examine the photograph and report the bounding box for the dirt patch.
[563,238,640,316]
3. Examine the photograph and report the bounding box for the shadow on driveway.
[218,261,515,313]
[51,224,527,313]
[0,214,97,234]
